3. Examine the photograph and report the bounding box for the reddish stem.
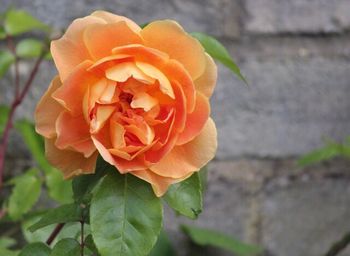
[46,223,65,245]
[0,52,46,189]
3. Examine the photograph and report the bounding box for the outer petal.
[150,118,217,179]
[141,20,206,80]
[55,111,95,157]
[45,138,98,178]
[51,15,105,81]
[91,10,141,32]
[35,76,63,138]
[83,22,143,60]
[194,53,217,98]
[131,169,180,197]
[176,92,210,145]
[52,60,97,116]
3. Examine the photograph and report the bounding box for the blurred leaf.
[72,156,109,203]
[90,171,162,256]
[84,235,100,256]
[15,119,72,203]
[4,9,49,36]
[149,230,175,256]
[0,26,6,39]
[8,168,41,220]
[22,214,80,245]
[0,105,10,135]
[46,168,73,204]
[191,32,247,84]
[51,238,80,256]
[0,50,15,78]
[0,248,19,256]
[182,225,262,256]
[29,203,82,232]
[0,237,16,248]
[44,51,52,60]
[164,173,202,219]
[298,141,345,167]
[16,39,44,58]
[18,242,51,256]
[15,119,51,172]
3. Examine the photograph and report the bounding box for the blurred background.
[0,0,350,255]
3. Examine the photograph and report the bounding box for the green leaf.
[199,166,208,193]
[8,168,41,220]
[29,203,82,232]
[0,105,10,135]
[182,225,262,256]
[16,39,44,58]
[84,235,100,256]
[0,248,19,256]
[191,32,247,83]
[4,9,49,36]
[0,26,6,39]
[0,237,16,248]
[298,141,343,167]
[90,171,162,256]
[22,214,80,245]
[15,119,51,172]
[149,230,175,256]
[140,23,149,28]
[51,238,80,256]
[18,242,51,256]
[0,50,15,78]
[72,156,110,203]
[46,168,73,204]
[164,173,202,219]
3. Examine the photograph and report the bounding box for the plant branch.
[0,51,46,189]
[80,220,85,256]
[46,223,65,245]
[324,231,350,256]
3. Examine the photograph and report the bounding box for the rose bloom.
[35,11,217,196]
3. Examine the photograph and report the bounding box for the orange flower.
[35,11,217,196]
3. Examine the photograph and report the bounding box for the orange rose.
[35,11,217,196]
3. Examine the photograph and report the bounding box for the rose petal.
[35,76,63,138]
[131,169,186,197]
[84,21,143,60]
[150,118,217,178]
[194,53,217,98]
[176,92,210,145]
[51,15,105,81]
[141,20,206,80]
[131,92,158,111]
[91,10,141,32]
[55,111,95,157]
[52,60,97,116]
[105,62,155,84]
[45,138,98,178]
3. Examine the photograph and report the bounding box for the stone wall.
[1,1,350,255]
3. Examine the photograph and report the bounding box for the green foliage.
[0,26,6,39]
[0,105,10,135]
[72,156,109,203]
[149,230,175,256]
[0,237,16,248]
[15,119,73,203]
[51,238,80,256]
[164,172,202,219]
[0,50,15,78]
[84,235,100,256]
[0,248,19,256]
[29,204,82,232]
[298,137,350,167]
[18,242,51,256]
[8,168,42,220]
[4,9,49,36]
[191,32,247,84]
[90,171,162,256]
[182,225,262,256]
[16,39,44,58]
